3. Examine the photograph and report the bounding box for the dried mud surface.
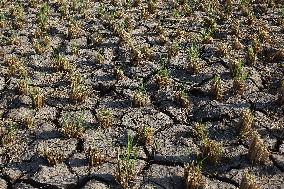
[0,0,284,189]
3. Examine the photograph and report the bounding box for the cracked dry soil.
[0,0,284,189]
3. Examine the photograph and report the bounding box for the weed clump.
[116,134,138,188]
[248,133,270,165]
[97,109,113,129]
[211,74,223,101]
[1,121,17,146]
[246,45,257,65]
[155,67,169,88]
[191,122,208,140]
[137,125,154,146]
[239,109,254,138]
[17,78,29,95]
[216,42,228,57]
[95,51,105,64]
[200,138,223,164]
[69,73,88,102]
[132,83,149,107]
[38,147,65,166]
[60,112,85,138]
[114,67,125,80]
[175,88,190,108]
[240,172,261,189]
[130,46,143,66]
[67,19,81,39]
[52,54,73,72]
[230,59,247,94]
[167,41,179,58]
[36,2,49,31]
[29,87,45,109]
[5,56,27,78]
[184,162,205,189]
[24,115,35,129]
[187,43,201,74]
[155,58,170,88]
[87,146,107,166]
